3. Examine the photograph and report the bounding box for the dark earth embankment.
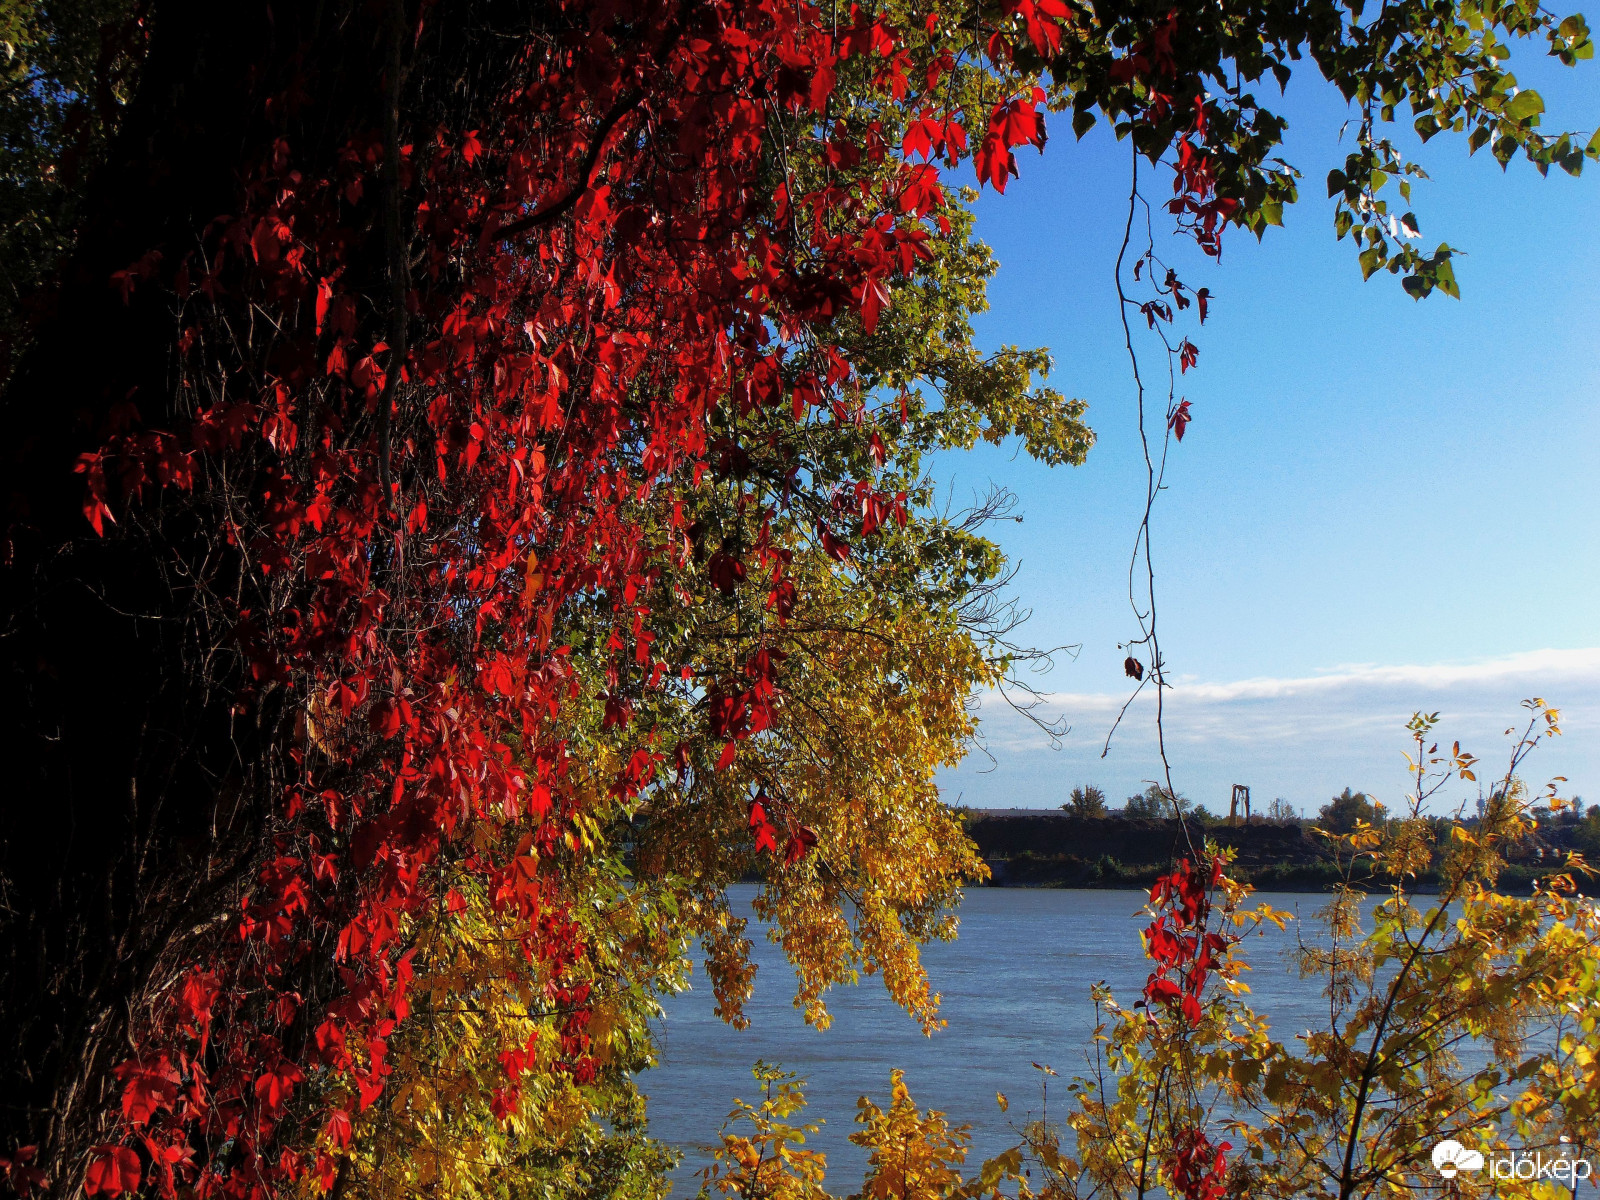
[963,811,1587,893]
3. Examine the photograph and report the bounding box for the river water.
[645,885,1354,1190]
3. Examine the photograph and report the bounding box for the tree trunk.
[1,0,352,1176]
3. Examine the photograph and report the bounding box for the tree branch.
[490,90,643,240]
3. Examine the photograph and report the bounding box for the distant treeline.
[962,800,1600,894]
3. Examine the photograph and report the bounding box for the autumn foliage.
[0,0,1594,1196]
[3,0,1102,1191]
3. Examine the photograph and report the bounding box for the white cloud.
[944,649,1600,814]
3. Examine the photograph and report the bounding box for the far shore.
[963,809,1591,897]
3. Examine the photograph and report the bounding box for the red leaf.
[783,825,818,866]
[1144,976,1182,1004]
[708,551,746,596]
[481,656,515,697]
[115,1057,179,1125]
[748,797,782,855]
[369,698,403,739]
[529,783,552,819]
[974,132,1010,192]
[315,278,333,335]
[1168,399,1193,441]
[574,184,612,228]
[0,1145,47,1199]
[75,453,114,536]
[809,62,836,112]
[255,1059,305,1117]
[251,216,288,266]
[817,523,850,562]
[859,276,891,333]
[179,970,218,1051]
[325,1109,353,1149]
[84,1147,140,1199]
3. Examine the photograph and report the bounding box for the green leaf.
[1435,255,1460,299]
[1326,168,1347,197]
[1263,1064,1293,1104]
[1072,109,1096,139]
[1505,89,1544,121]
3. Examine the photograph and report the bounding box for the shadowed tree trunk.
[0,0,395,1174]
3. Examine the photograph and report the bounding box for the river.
[646,885,1355,1190]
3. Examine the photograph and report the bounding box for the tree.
[0,3,1074,1188]
[1064,785,1108,819]
[1318,788,1382,834]
[1575,800,1600,855]
[1264,797,1299,823]
[1125,784,1189,819]
[1,0,1593,1192]
[310,79,1071,1188]
[701,1063,970,1200]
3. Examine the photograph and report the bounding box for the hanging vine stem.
[1103,144,1189,830]
[1099,131,1253,1200]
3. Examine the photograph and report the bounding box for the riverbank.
[963,810,1584,894]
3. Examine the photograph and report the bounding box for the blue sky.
[935,49,1600,814]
